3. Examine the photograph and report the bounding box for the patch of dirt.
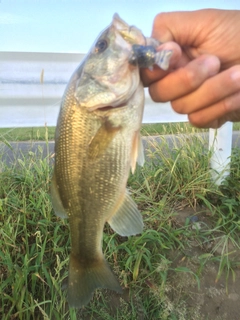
[167,207,240,320]
[167,247,240,319]
[79,207,240,319]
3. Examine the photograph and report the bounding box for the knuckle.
[181,68,196,91]
[188,114,203,128]
[150,94,159,103]
[171,100,186,114]
[149,87,160,102]
[222,97,231,113]
[152,13,173,41]
[229,65,240,89]
[149,86,168,103]
[153,13,168,27]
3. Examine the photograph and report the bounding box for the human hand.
[141,9,240,128]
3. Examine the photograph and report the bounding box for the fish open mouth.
[99,106,115,111]
[98,103,126,112]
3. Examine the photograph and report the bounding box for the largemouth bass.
[51,13,171,308]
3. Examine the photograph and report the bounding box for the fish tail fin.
[67,253,122,308]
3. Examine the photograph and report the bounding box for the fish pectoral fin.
[108,191,143,236]
[137,135,145,166]
[50,172,68,219]
[131,131,145,173]
[88,121,121,160]
[67,253,122,308]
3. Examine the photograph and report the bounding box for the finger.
[148,54,220,102]
[172,65,240,114]
[140,41,182,87]
[188,90,240,128]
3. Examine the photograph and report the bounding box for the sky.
[0,0,240,53]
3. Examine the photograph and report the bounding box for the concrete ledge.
[1,131,240,166]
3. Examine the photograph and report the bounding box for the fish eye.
[95,39,108,53]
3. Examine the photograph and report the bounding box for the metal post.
[209,122,233,185]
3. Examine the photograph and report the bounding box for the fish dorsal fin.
[131,131,145,173]
[88,121,121,160]
[108,191,143,236]
[50,172,68,219]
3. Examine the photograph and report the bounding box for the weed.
[0,126,240,319]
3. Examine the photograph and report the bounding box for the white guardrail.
[0,52,233,184]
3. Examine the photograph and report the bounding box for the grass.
[0,127,56,142]
[0,125,240,319]
[0,122,240,141]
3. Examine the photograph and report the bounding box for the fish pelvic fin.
[50,172,68,219]
[67,254,122,308]
[108,191,143,237]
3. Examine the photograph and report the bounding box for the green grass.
[0,127,240,319]
[0,122,240,142]
[0,122,240,141]
[0,122,238,142]
[0,127,56,142]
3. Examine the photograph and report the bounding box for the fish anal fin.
[50,172,68,219]
[108,191,143,237]
[131,131,145,173]
[88,121,121,160]
[67,253,122,308]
